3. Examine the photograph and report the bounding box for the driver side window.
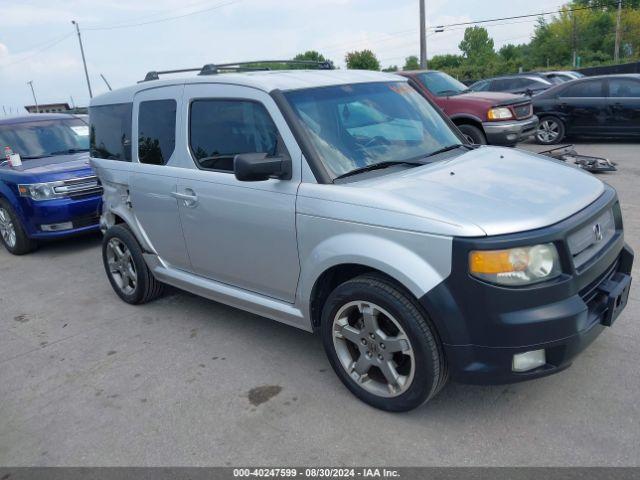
[189,99,283,172]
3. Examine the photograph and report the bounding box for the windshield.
[0,117,89,159]
[284,82,462,178]
[418,71,468,96]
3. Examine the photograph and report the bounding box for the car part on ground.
[539,145,618,173]
[91,67,633,411]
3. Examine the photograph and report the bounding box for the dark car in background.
[0,114,102,254]
[469,74,555,96]
[533,74,640,144]
[401,70,538,145]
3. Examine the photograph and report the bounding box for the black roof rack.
[141,60,335,82]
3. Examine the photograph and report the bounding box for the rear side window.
[90,103,132,161]
[609,78,640,98]
[138,100,177,165]
[561,81,604,98]
[189,100,279,172]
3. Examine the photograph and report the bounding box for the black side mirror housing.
[234,153,292,182]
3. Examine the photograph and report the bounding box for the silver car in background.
[90,63,633,412]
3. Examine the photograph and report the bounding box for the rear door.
[175,83,301,302]
[556,79,607,134]
[129,86,191,270]
[606,77,640,135]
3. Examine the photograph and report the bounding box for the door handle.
[171,190,198,207]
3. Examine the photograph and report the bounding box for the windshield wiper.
[334,160,424,181]
[48,148,90,156]
[423,144,468,159]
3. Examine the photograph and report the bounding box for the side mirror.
[234,152,292,182]
[525,88,534,97]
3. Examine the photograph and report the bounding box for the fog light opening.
[512,349,546,372]
[41,222,73,232]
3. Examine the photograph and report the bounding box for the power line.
[0,33,73,69]
[428,1,623,31]
[84,0,243,31]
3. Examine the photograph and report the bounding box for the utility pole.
[571,12,577,68]
[614,0,623,63]
[27,81,39,113]
[71,20,93,99]
[419,0,427,69]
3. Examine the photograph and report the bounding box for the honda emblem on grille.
[593,223,603,242]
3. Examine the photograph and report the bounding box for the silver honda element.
[90,61,633,412]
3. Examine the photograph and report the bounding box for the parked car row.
[461,70,640,145]
[0,64,634,413]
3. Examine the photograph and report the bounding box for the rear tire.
[321,274,447,412]
[102,224,164,304]
[0,198,37,255]
[536,116,565,145]
[457,124,487,145]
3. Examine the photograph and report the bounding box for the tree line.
[286,0,640,81]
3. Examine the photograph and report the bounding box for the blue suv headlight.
[18,181,67,201]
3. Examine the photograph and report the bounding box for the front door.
[130,86,190,270]
[175,84,301,303]
[607,77,640,135]
[556,79,608,134]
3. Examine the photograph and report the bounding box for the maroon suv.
[400,70,538,146]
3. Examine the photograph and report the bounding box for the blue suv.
[0,114,102,255]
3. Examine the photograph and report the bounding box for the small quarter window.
[89,103,132,161]
[189,100,280,172]
[138,99,177,165]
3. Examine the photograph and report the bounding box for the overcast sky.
[0,0,563,112]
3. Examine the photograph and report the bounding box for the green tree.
[293,50,327,62]
[345,50,380,70]
[459,26,495,60]
[382,65,399,72]
[402,55,420,70]
[429,54,464,70]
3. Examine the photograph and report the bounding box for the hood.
[1,152,94,182]
[337,146,605,237]
[445,91,527,106]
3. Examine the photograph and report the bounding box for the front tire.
[102,224,164,304]
[457,124,487,145]
[0,199,37,255]
[321,274,447,412]
[536,116,565,145]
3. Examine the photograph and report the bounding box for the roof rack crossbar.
[141,59,334,82]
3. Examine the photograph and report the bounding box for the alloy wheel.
[106,238,137,295]
[0,207,17,248]
[332,301,415,398]
[537,119,560,143]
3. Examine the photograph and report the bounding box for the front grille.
[513,103,532,119]
[568,209,616,270]
[54,176,103,199]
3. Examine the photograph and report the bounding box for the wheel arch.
[300,233,452,331]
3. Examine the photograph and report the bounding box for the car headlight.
[18,181,66,201]
[469,243,561,286]
[487,107,514,120]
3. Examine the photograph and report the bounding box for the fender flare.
[298,232,452,321]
